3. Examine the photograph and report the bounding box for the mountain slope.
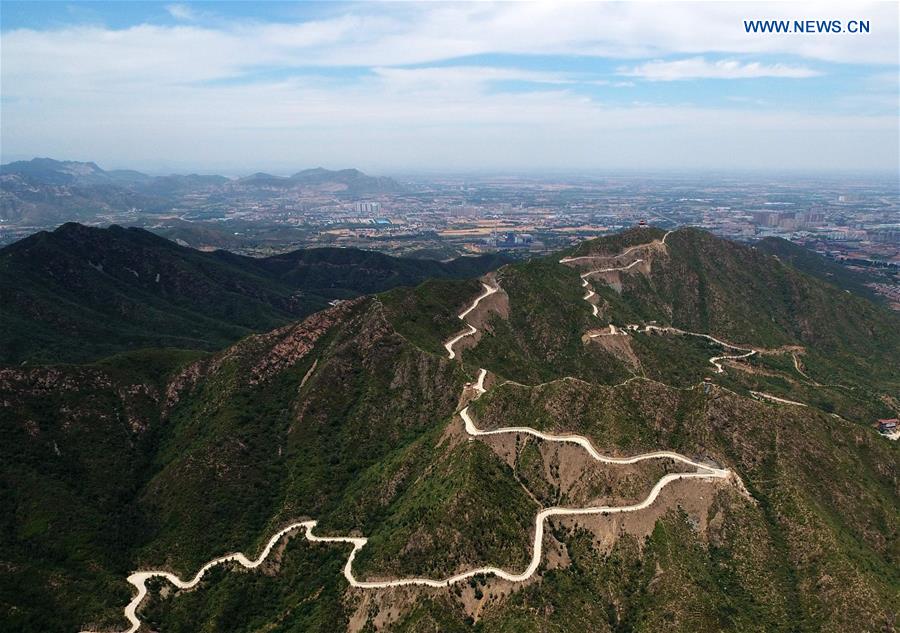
[1,226,897,633]
[257,247,508,295]
[754,236,886,304]
[0,223,308,363]
[0,223,506,364]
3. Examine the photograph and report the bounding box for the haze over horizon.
[2,1,898,174]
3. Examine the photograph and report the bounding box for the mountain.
[0,158,219,190]
[255,246,509,291]
[0,159,404,226]
[0,223,507,364]
[1,227,897,633]
[0,159,161,225]
[0,159,213,225]
[0,159,401,192]
[235,167,403,194]
[0,158,108,185]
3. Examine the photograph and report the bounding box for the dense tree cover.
[0,222,506,363]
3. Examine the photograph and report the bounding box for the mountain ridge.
[0,158,404,225]
[0,222,507,364]
[0,158,400,190]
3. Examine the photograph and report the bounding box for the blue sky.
[1,1,897,174]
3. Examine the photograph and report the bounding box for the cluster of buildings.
[750,210,825,231]
[485,232,534,249]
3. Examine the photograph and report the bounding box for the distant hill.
[0,158,217,189]
[234,172,290,187]
[0,159,158,224]
[289,167,403,194]
[0,158,403,194]
[0,157,109,185]
[0,158,403,225]
[0,223,506,363]
[0,159,217,225]
[235,167,402,194]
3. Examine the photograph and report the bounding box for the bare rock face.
[163,299,362,412]
[249,299,361,385]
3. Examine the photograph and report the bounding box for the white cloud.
[2,68,895,173]
[369,66,624,93]
[165,4,198,22]
[2,1,897,87]
[619,57,821,81]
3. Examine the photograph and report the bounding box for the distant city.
[2,159,898,308]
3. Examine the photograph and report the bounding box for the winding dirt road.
[582,258,644,277]
[558,230,672,264]
[559,238,757,375]
[750,391,807,407]
[462,373,724,475]
[624,324,757,373]
[561,230,672,320]
[443,324,477,360]
[444,282,499,359]
[581,279,599,317]
[458,282,499,320]
[573,258,646,320]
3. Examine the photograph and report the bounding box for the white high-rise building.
[354,202,381,214]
